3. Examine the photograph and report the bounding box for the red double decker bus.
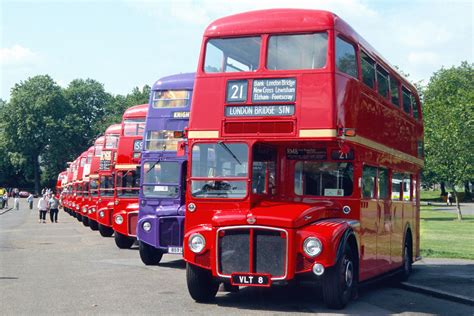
[96,124,122,237]
[112,104,147,249]
[184,9,423,308]
[85,136,105,231]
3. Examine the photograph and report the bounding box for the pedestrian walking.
[37,194,48,223]
[447,192,453,206]
[3,192,8,208]
[27,193,34,210]
[13,190,20,210]
[0,187,5,209]
[48,194,59,223]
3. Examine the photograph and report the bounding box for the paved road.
[1,199,473,315]
[422,202,474,216]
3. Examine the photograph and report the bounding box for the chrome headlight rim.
[115,214,124,225]
[98,210,105,218]
[142,221,152,232]
[188,233,205,254]
[303,236,323,257]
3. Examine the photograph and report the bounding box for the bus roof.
[105,123,122,135]
[123,104,148,119]
[152,73,195,91]
[204,9,414,91]
[94,136,105,146]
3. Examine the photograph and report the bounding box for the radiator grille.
[218,227,287,278]
[159,218,183,247]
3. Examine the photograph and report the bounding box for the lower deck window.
[294,162,353,197]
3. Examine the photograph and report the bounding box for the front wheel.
[98,224,114,237]
[139,241,163,265]
[397,237,413,282]
[77,213,82,222]
[186,263,219,302]
[114,232,135,249]
[82,216,90,227]
[89,220,99,231]
[322,244,357,309]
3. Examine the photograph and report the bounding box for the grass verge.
[420,206,474,260]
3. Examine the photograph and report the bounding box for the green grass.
[420,190,443,202]
[420,207,474,259]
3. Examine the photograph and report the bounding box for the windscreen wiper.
[218,141,242,165]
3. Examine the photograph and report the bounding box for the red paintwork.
[185,9,423,285]
[111,104,147,238]
[85,136,105,222]
[96,124,122,229]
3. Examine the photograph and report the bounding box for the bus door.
[377,167,391,271]
[390,172,404,268]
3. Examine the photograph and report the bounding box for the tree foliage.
[423,61,474,219]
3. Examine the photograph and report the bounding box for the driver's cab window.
[252,144,276,195]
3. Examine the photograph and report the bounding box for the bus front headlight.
[115,215,123,225]
[188,233,205,254]
[303,237,322,257]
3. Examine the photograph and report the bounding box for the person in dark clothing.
[48,194,59,223]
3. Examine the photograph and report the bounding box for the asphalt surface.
[1,199,473,315]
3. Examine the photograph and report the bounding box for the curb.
[399,282,474,306]
[0,207,13,215]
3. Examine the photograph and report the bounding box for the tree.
[423,62,474,220]
[3,75,70,194]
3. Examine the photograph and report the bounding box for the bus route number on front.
[226,80,248,103]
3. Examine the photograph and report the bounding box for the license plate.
[231,274,271,287]
[168,247,183,254]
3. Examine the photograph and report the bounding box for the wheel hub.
[345,260,353,288]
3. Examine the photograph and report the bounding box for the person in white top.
[37,195,49,223]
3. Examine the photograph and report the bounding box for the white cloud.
[0,44,39,67]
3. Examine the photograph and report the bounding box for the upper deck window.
[402,87,412,115]
[152,90,189,108]
[361,52,375,89]
[94,145,102,157]
[105,135,119,149]
[412,96,420,120]
[123,118,145,136]
[204,37,261,73]
[376,66,389,99]
[335,36,357,78]
[294,162,353,197]
[267,33,327,70]
[390,76,400,107]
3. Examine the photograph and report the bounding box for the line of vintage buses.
[55,9,423,309]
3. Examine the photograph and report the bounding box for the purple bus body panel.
[137,73,194,252]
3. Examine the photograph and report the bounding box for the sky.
[0,0,473,100]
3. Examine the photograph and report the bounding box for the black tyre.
[98,224,114,237]
[77,213,82,222]
[139,241,163,265]
[114,231,135,249]
[82,216,90,227]
[397,235,413,282]
[322,244,357,309]
[89,220,99,231]
[186,263,219,302]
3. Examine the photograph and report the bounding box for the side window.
[402,87,412,115]
[378,168,389,199]
[362,165,377,199]
[390,76,400,107]
[412,95,420,120]
[361,52,375,89]
[403,175,411,201]
[391,172,403,201]
[376,66,389,99]
[335,36,358,78]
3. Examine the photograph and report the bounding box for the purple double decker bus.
[137,73,194,264]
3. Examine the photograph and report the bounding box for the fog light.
[82,207,87,213]
[115,215,123,225]
[142,221,151,232]
[91,207,96,213]
[88,209,92,214]
[303,237,322,257]
[312,263,325,276]
[99,210,105,218]
[188,233,205,253]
